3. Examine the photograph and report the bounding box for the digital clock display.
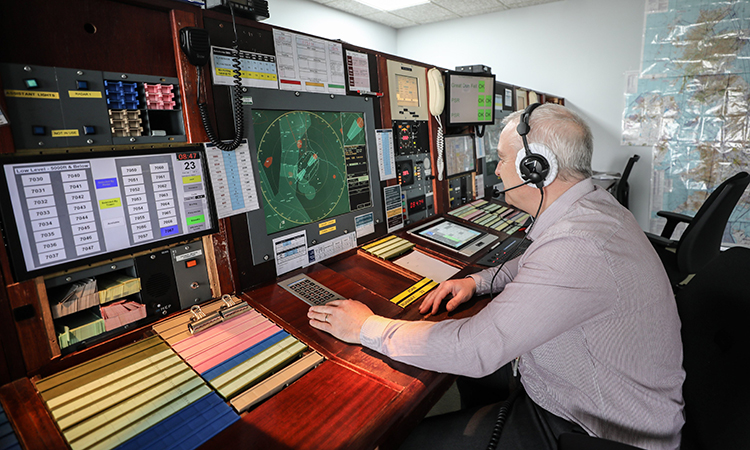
[177,152,200,161]
[408,194,426,213]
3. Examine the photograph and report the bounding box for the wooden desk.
[0,245,496,450]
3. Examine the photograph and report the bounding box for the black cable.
[488,188,543,299]
[197,2,244,152]
[486,387,523,450]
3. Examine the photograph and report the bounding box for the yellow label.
[69,90,103,98]
[319,219,336,228]
[5,89,59,99]
[182,175,202,184]
[305,82,325,87]
[99,198,122,209]
[386,208,402,218]
[319,226,336,235]
[51,129,79,137]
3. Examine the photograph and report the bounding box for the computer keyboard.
[476,237,531,267]
[278,274,345,306]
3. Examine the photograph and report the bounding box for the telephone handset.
[179,26,244,152]
[427,68,446,180]
[427,68,445,116]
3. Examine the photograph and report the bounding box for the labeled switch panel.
[0,63,185,150]
[171,241,212,310]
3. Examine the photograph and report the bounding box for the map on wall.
[622,0,750,245]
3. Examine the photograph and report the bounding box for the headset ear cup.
[515,143,559,188]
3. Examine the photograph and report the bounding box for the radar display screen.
[253,110,371,234]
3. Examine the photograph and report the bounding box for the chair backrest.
[676,172,750,274]
[676,246,750,450]
[614,154,640,209]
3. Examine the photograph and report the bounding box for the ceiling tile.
[499,0,560,8]
[325,0,381,16]
[431,0,507,16]
[390,3,460,24]
[365,11,419,28]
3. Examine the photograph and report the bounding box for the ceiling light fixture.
[355,0,430,12]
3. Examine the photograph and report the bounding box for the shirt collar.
[526,178,595,241]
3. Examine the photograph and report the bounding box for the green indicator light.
[478,80,485,93]
[186,215,206,226]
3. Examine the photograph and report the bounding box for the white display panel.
[1,150,214,279]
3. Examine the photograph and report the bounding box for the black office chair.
[611,154,640,209]
[646,171,750,286]
[558,246,750,450]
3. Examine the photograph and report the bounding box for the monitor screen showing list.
[0,149,216,280]
[446,72,496,126]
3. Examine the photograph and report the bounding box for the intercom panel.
[135,248,181,319]
[171,241,212,310]
[0,63,185,150]
[449,174,474,208]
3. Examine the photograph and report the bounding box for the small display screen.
[396,74,420,107]
[416,219,482,250]
[0,148,216,281]
[444,134,475,177]
[446,72,496,125]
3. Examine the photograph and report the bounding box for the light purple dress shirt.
[360,179,685,450]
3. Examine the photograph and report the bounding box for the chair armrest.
[655,211,694,238]
[645,232,676,249]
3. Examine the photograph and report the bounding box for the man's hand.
[419,277,477,315]
[308,299,374,344]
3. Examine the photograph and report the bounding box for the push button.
[24,78,39,89]
[32,126,45,135]
[83,125,95,135]
[76,80,89,90]
[185,259,197,268]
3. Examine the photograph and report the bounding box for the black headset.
[516,102,550,189]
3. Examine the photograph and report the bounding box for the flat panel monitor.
[0,147,217,281]
[444,134,476,177]
[407,217,497,257]
[445,72,496,126]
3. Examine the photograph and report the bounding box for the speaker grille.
[144,272,172,298]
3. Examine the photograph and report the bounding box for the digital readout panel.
[2,151,213,278]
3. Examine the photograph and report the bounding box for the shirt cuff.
[467,273,488,296]
[360,315,392,350]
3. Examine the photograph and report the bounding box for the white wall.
[396,0,652,228]
[266,0,398,54]
[267,0,653,228]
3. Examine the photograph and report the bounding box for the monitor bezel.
[444,71,497,127]
[408,217,486,252]
[0,146,218,282]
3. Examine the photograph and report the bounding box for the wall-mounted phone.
[179,26,244,151]
[427,68,446,181]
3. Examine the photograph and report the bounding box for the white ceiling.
[305,0,563,29]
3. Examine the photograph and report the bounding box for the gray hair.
[502,104,593,182]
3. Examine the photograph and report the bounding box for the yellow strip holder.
[362,235,414,260]
[389,278,439,308]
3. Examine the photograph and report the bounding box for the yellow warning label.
[51,129,80,137]
[319,219,336,228]
[320,226,337,235]
[305,82,325,87]
[99,198,122,209]
[69,91,103,98]
[5,89,59,99]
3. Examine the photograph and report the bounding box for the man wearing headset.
[308,103,685,450]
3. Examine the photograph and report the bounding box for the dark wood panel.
[203,360,398,450]
[5,281,52,375]
[0,0,178,77]
[0,378,68,449]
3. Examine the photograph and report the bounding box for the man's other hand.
[419,278,477,315]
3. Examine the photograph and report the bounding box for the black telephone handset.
[179,26,244,152]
